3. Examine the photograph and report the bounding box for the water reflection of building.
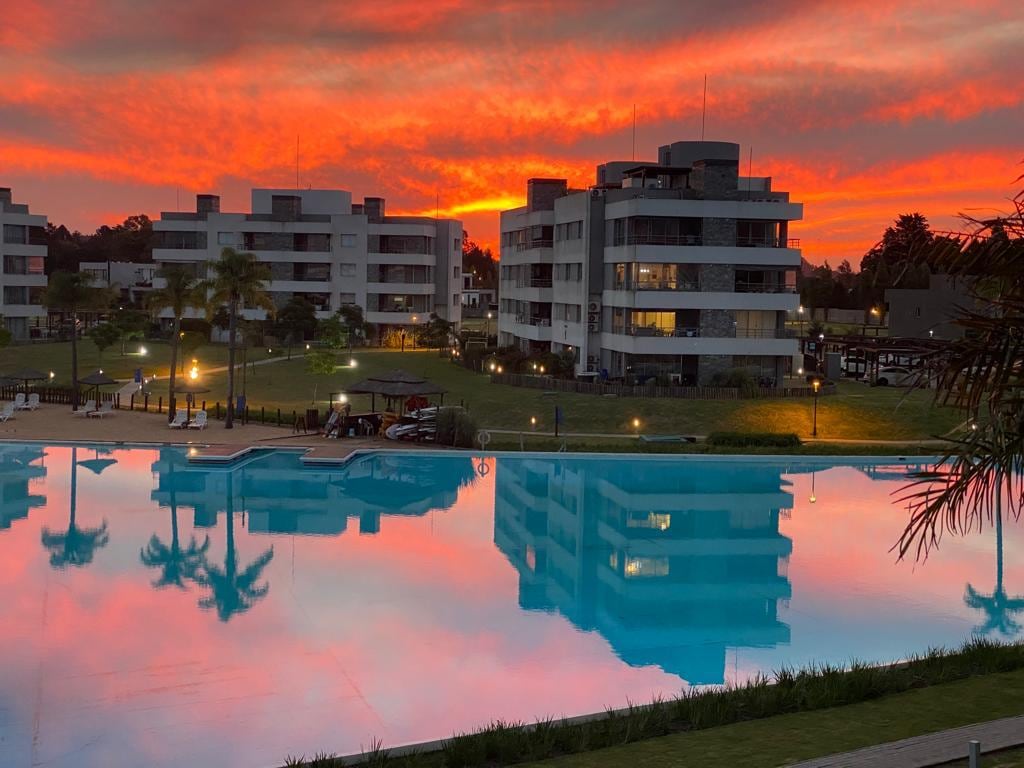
[0,445,46,530]
[150,449,475,535]
[494,458,793,685]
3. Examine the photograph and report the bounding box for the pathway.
[790,715,1024,767]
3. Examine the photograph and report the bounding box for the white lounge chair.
[168,409,188,429]
[13,393,26,410]
[24,393,40,411]
[187,410,207,430]
[0,403,15,423]
[87,401,115,418]
[73,400,96,416]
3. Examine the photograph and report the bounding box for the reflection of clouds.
[3,447,1022,766]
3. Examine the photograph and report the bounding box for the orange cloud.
[0,1,1020,263]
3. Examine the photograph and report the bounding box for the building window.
[340,293,356,305]
[555,220,584,241]
[217,232,240,246]
[340,234,357,248]
[340,263,357,277]
[454,238,461,251]
[454,266,460,279]
[3,224,26,244]
[154,230,207,249]
[915,307,922,317]
[453,293,459,306]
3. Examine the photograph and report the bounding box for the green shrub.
[706,431,802,448]
[436,407,477,448]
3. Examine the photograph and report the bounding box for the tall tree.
[462,235,498,287]
[336,304,370,351]
[141,496,209,589]
[40,272,110,408]
[87,322,120,368]
[273,296,318,359]
[201,248,273,428]
[147,266,203,421]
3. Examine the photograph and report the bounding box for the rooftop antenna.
[175,186,180,210]
[435,191,440,220]
[748,146,753,198]
[632,104,636,161]
[700,74,707,142]
[295,134,300,190]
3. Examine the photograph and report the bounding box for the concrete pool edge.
[0,437,942,468]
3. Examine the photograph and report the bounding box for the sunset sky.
[1,0,1021,264]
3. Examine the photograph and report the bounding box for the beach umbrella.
[4,367,46,392]
[78,370,118,405]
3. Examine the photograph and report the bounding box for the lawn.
[0,339,277,382]
[518,667,1024,768]
[2,343,962,440]
[143,348,959,441]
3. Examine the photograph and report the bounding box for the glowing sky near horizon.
[0,1,1021,263]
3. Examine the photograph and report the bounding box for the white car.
[873,366,916,387]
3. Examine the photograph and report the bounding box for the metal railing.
[734,327,795,339]
[734,282,799,294]
[736,236,802,248]
[515,314,552,327]
[614,234,703,247]
[514,278,554,288]
[615,325,702,338]
[513,240,554,252]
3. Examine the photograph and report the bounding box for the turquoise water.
[0,444,1019,767]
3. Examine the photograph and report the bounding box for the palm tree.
[194,473,274,621]
[40,447,110,568]
[202,248,273,428]
[141,499,210,589]
[40,272,111,409]
[896,182,1024,560]
[147,266,203,422]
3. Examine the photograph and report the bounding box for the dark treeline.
[45,215,153,273]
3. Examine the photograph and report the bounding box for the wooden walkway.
[791,715,1024,767]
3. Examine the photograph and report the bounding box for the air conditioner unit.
[587,300,601,313]
[586,355,599,364]
[587,313,599,324]
[587,322,599,333]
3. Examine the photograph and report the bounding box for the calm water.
[0,444,1020,767]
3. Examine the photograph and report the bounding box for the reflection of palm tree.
[40,447,110,569]
[141,503,209,589]
[964,488,1024,637]
[195,474,273,621]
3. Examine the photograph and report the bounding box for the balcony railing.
[734,282,798,294]
[515,314,552,327]
[615,325,702,338]
[736,236,801,248]
[615,234,703,247]
[617,280,701,292]
[734,327,795,339]
[514,278,553,288]
[513,240,553,252]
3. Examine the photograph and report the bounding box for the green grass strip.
[283,639,1024,767]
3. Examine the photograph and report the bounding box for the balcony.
[736,236,801,248]
[515,314,552,327]
[734,281,798,294]
[735,327,795,339]
[615,234,703,247]
[614,325,702,338]
[514,278,553,288]
[513,240,553,252]
[614,280,700,292]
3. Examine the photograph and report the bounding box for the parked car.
[871,366,915,387]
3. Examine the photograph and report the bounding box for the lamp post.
[811,379,820,437]
[797,304,805,338]
[486,311,493,339]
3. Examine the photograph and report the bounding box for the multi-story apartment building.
[0,187,48,340]
[152,189,462,336]
[79,261,157,308]
[498,141,802,384]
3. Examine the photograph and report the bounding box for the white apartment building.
[152,189,462,335]
[0,187,48,340]
[498,141,802,385]
[79,261,157,307]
